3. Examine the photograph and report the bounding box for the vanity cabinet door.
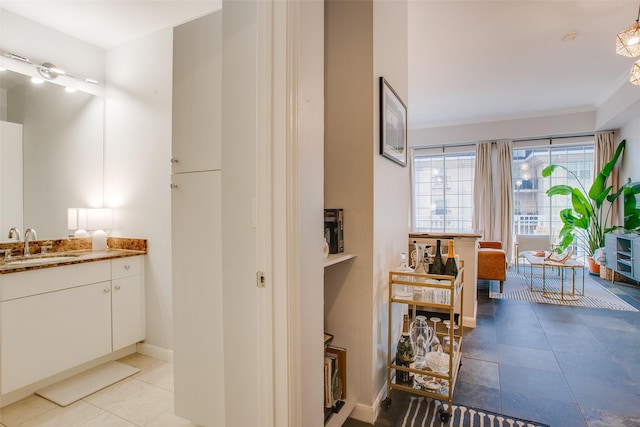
[1,281,112,393]
[112,271,145,350]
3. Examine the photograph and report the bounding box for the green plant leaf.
[541,164,558,178]
[546,185,574,197]
[588,140,625,201]
[571,188,593,219]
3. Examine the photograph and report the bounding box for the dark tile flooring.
[344,271,640,427]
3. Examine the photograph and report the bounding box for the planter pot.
[586,256,600,275]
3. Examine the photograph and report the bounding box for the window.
[512,141,594,254]
[412,149,475,232]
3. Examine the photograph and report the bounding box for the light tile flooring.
[0,353,197,427]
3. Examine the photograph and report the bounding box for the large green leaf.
[588,140,626,201]
[546,185,574,197]
[570,188,594,219]
[541,164,559,178]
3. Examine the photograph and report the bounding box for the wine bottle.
[431,239,444,274]
[396,314,415,385]
[444,240,458,277]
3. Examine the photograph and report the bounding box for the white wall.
[104,30,174,351]
[619,115,640,185]
[296,1,326,425]
[372,0,409,415]
[0,9,105,95]
[408,110,596,147]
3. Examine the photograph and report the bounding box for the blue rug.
[489,268,638,312]
[399,396,549,427]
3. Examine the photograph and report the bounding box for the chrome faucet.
[24,228,37,257]
[8,227,21,241]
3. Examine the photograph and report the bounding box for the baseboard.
[462,300,478,328]
[349,384,387,424]
[136,342,173,363]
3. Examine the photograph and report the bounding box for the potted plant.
[541,140,626,274]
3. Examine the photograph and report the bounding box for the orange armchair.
[477,241,507,293]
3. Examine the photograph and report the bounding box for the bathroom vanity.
[0,238,146,406]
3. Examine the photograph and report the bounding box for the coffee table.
[521,251,584,301]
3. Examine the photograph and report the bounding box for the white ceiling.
[2,0,638,129]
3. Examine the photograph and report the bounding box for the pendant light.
[631,60,640,86]
[616,3,640,58]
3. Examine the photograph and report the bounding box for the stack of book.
[324,209,344,254]
[324,345,347,422]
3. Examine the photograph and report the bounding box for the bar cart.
[383,263,464,423]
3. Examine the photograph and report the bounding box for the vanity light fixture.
[30,77,45,85]
[38,62,65,80]
[1,50,100,87]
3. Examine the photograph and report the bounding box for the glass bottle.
[396,314,415,385]
[430,240,444,274]
[444,240,458,277]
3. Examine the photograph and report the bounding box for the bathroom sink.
[6,255,78,266]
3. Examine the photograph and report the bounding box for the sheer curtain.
[472,143,493,239]
[595,131,619,226]
[495,140,513,262]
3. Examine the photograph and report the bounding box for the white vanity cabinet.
[0,256,145,395]
[111,256,145,351]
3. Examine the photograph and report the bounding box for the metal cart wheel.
[382,397,392,411]
[438,408,451,423]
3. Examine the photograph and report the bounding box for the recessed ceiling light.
[562,32,579,42]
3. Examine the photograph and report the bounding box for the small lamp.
[86,208,113,252]
[67,208,88,237]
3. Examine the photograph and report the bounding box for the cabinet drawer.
[1,261,111,301]
[112,256,143,279]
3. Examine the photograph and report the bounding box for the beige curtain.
[495,140,513,263]
[472,143,493,239]
[595,131,619,226]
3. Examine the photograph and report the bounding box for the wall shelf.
[325,397,356,427]
[324,253,356,268]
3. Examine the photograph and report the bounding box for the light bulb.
[30,77,44,84]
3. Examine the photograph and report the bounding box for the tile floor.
[346,271,640,427]
[0,353,197,427]
[4,273,640,427]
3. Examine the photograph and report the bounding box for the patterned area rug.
[489,268,638,312]
[398,396,549,427]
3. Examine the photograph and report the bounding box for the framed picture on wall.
[379,76,407,167]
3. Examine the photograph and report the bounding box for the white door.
[171,12,222,174]
[171,170,225,426]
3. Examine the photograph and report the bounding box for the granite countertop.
[0,237,147,274]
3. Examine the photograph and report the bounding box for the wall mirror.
[0,69,104,241]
